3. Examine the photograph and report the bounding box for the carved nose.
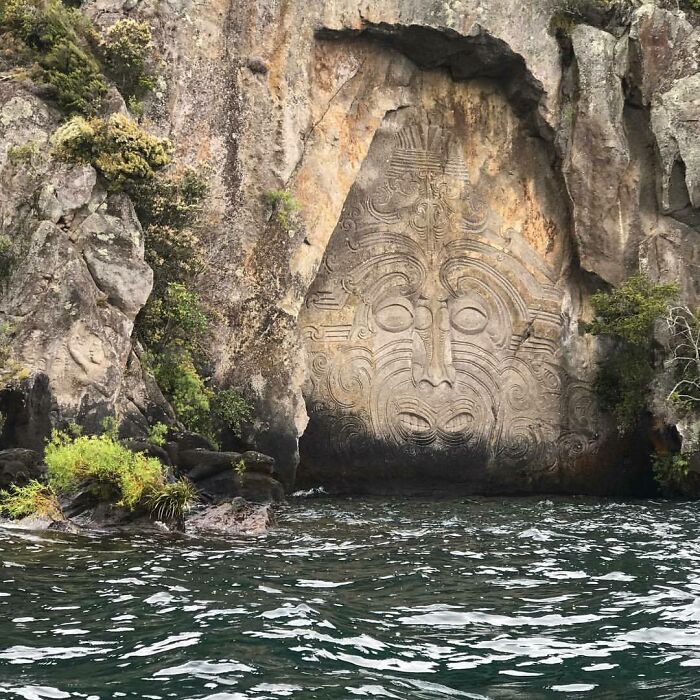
[421,360,453,389]
[417,303,455,389]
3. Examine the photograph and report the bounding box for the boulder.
[236,472,284,504]
[241,450,275,476]
[0,449,44,489]
[187,498,275,536]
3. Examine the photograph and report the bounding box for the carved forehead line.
[441,240,546,298]
[439,259,529,320]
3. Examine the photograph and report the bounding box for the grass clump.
[45,428,164,509]
[143,478,197,522]
[51,113,171,190]
[0,480,61,519]
[264,189,299,229]
[7,142,37,165]
[0,0,107,115]
[586,275,678,434]
[98,18,155,101]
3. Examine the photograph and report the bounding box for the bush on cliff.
[51,113,171,189]
[0,0,107,115]
[98,18,155,101]
[587,275,678,434]
[131,169,252,444]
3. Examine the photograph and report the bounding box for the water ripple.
[1,497,699,698]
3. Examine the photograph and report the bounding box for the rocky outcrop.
[2,0,699,495]
[187,498,275,536]
[0,84,167,446]
[0,448,44,489]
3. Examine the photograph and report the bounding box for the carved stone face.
[300,123,597,476]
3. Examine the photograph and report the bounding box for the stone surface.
[2,0,699,494]
[0,448,44,489]
[186,498,275,536]
[0,84,163,444]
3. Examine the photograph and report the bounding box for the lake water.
[1,497,700,699]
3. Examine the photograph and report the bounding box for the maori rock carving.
[300,123,600,477]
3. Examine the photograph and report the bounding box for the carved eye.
[374,298,414,332]
[451,300,488,334]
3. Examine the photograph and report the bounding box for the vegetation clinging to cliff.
[587,275,678,434]
[132,168,252,445]
[0,0,107,114]
[98,18,155,102]
[51,113,171,189]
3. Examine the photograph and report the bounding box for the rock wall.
[2,0,699,494]
[0,85,169,449]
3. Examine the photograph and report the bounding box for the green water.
[1,497,700,699]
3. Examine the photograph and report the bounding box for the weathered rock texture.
[2,0,699,494]
[0,85,168,448]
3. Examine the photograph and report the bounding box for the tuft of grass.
[143,478,198,522]
[263,189,299,229]
[0,480,61,520]
[7,141,36,165]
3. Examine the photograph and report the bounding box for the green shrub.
[212,388,251,438]
[0,0,107,115]
[147,421,168,447]
[587,275,678,434]
[151,349,212,437]
[0,234,14,283]
[143,478,197,522]
[264,189,299,229]
[138,281,208,353]
[45,428,165,509]
[143,225,206,296]
[51,113,171,189]
[0,480,61,519]
[98,18,155,100]
[588,276,678,344]
[41,37,106,114]
[652,452,690,496]
[132,167,209,230]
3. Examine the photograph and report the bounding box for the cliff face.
[1,0,699,494]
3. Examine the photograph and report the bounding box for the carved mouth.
[397,411,432,434]
[442,412,474,433]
